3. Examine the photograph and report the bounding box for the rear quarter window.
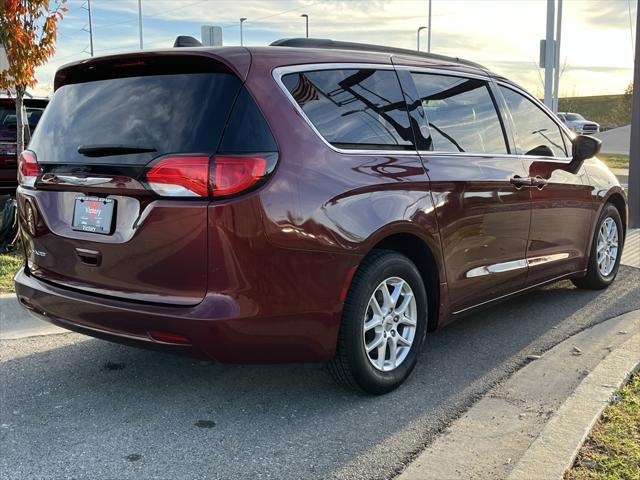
[281,68,414,150]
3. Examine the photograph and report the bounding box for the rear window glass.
[29,73,242,165]
[411,73,507,154]
[282,69,414,150]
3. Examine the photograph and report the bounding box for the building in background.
[201,26,223,46]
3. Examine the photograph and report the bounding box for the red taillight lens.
[148,330,191,345]
[212,156,267,198]
[146,156,210,197]
[18,150,40,188]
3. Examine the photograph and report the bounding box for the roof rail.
[269,38,486,70]
[174,35,202,48]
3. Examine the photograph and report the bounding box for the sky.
[31,0,637,98]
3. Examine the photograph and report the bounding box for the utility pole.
[629,2,640,228]
[240,17,247,46]
[552,0,562,113]
[301,14,309,38]
[544,0,555,108]
[87,0,94,57]
[417,26,427,51]
[427,0,432,52]
[138,0,143,49]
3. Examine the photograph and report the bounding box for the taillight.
[144,154,271,198]
[211,156,267,198]
[146,155,210,197]
[18,150,40,188]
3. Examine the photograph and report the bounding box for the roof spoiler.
[174,36,202,48]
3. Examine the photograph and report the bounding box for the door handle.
[531,175,548,189]
[510,175,532,188]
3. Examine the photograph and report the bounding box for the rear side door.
[409,70,532,315]
[496,85,594,284]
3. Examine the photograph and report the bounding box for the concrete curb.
[0,293,66,339]
[507,331,640,480]
[396,310,640,480]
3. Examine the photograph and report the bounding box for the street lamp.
[427,0,432,52]
[417,26,427,51]
[137,0,143,49]
[301,14,309,38]
[240,17,247,46]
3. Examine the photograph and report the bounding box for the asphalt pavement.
[1,266,640,480]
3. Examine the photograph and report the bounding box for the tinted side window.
[499,86,567,157]
[282,69,414,150]
[219,87,277,153]
[411,73,507,154]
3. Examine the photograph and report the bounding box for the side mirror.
[569,135,602,173]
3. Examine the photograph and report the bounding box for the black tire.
[572,203,623,290]
[328,250,428,394]
[0,195,18,253]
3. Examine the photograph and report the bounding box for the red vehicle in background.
[0,96,48,250]
[0,96,48,195]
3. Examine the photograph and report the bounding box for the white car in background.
[557,112,600,135]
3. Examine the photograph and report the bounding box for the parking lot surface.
[1,266,639,480]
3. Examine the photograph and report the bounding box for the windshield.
[565,113,585,121]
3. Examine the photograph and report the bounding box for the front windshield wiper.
[77,144,157,157]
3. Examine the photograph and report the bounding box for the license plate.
[72,197,115,235]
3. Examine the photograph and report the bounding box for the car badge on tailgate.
[55,175,113,186]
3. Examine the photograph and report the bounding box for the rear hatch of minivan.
[17,51,275,305]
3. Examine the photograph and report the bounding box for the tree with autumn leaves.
[0,0,66,154]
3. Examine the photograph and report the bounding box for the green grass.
[598,154,629,170]
[564,374,640,480]
[558,94,630,130]
[0,250,23,294]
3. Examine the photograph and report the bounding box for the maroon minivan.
[14,39,627,393]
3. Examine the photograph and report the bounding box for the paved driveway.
[1,266,639,480]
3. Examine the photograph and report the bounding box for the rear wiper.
[77,144,157,157]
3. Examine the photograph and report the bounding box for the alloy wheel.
[363,277,417,372]
[596,217,619,277]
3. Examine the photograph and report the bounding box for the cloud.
[33,0,636,97]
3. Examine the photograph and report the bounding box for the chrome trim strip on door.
[466,259,528,278]
[527,252,570,266]
[465,252,571,278]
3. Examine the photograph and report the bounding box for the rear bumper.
[14,267,339,362]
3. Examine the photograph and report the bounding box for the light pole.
[87,0,94,56]
[552,0,562,113]
[427,0,432,52]
[301,14,309,38]
[417,26,427,51]
[543,0,555,108]
[138,0,143,49]
[629,2,639,228]
[240,17,247,46]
